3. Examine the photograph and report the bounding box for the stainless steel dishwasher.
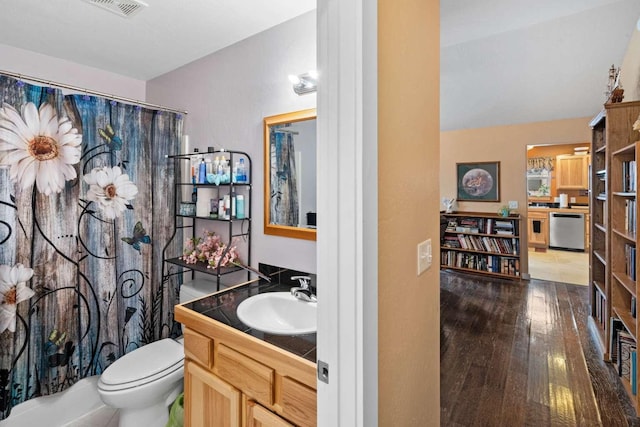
[548,212,585,251]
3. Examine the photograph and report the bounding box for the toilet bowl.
[97,279,217,427]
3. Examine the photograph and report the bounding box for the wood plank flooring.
[441,271,638,426]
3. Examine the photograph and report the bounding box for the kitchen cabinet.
[556,153,590,190]
[177,317,317,427]
[527,211,549,249]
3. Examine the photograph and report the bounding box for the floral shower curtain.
[270,129,299,226]
[0,75,183,419]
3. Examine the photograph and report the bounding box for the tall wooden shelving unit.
[602,100,640,411]
[589,109,608,356]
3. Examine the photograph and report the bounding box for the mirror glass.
[264,108,317,241]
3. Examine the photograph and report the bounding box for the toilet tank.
[179,279,219,303]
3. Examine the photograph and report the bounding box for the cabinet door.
[246,400,295,427]
[184,359,242,427]
[556,154,589,189]
[527,213,548,248]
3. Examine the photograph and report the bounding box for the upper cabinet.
[556,153,590,190]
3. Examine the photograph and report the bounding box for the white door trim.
[316,0,377,425]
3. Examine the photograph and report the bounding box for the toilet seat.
[98,338,184,392]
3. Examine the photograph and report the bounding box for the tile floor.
[63,406,119,427]
[528,248,589,285]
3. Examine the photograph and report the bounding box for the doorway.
[526,143,590,285]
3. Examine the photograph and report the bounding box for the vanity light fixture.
[288,70,318,95]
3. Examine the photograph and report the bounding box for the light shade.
[291,71,318,95]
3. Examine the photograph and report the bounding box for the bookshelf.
[440,211,522,280]
[589,109,608,355]
[603,100,640,411]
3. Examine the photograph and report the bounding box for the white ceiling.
[0,0,316,80]
[0,0,638,130]
[441,0,640,130]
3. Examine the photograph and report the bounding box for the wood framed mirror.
[264,108,317,241]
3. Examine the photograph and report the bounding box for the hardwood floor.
[441,271,638,427]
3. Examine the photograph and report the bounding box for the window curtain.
[269,129,299,226]
[0,75,183,419]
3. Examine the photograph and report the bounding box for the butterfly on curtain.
[121,221,151,252]
[98,124,123,151]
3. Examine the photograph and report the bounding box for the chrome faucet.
[290,276,317,303]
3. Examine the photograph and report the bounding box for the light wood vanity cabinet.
[556,153,590,190]
[184,359,242,426]
[179,323,317,427]
[527,211,549,248]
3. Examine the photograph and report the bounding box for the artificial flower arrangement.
[181,231,239,269]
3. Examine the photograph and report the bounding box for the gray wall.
[147,11,317,274]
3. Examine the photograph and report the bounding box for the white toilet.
[97,279,217,427]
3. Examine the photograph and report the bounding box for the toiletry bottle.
[218,198,225,219]
[224,195,231,220]
[219,156,226,175]
[233,161,240,183]
[198,159,206,184]
[238,158,247,183]
[191,185,197,203]
[231,191,236,218]
[236,195,245,219]
[210,198,217,218]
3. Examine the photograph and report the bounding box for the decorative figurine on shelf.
[633,114,640,135]
[605,64,624,103]
[498,205,510,217]
[442,197,455,213]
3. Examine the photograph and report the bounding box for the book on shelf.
[610,317,625,363]
[440,251,519,277]
[633,351,638,396]
[446,220,458,232]
[618,331,636,381]
[624,199,636,233]
[622,160,637,193]
[625,243,637,280]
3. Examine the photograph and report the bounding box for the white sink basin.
[236,292,317,335]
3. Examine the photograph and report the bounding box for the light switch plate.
[508,200,518,209]
[417,239,432,276]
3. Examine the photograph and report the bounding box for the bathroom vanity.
[175,280,317,427]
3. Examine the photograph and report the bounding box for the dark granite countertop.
[182,280,317,363]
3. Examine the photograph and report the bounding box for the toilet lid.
[100,338,184,387]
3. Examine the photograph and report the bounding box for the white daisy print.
[0,102,82,195]
[84,166,138,219]
[0,263,35,334]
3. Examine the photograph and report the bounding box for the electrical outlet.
[508,201,518,209]
[417,239,432,276]
[570,197,576,203]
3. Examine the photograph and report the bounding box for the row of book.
[622,160,637,193]
[624,199,636,234]
[444,217,518,236]
[440,251,520,277]
[610,318,637,396]
[442,234,519,255]
[593,289,607,331]
[625,243,636,281]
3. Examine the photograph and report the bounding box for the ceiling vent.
[83,0,148,18]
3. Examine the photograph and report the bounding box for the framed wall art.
[456,161,500,202]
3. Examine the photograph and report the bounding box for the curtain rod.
[0,69,188,115]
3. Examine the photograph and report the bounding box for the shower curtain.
[270,129,299,226]
[0,75,183,419]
